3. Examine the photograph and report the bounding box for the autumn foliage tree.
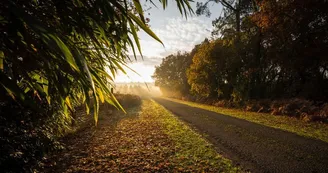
[187,39,235,99]
[252,0,328,100]
[154,0,328,104]
[153,52,192,98]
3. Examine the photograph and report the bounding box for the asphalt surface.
[154,98,328,173]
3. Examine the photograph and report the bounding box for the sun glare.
[114,62,155,83]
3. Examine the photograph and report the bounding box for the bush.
[256,100,271,113]
[270,100,286,115]
[191,97,328,123]
[246,100,262,112]
[0,100,68,172]
[280,99,312,117]
[316,104,328,123]
[181,95,196,102]
[213,100,226,107]
[241,98,328,123]
[114,94,142,108]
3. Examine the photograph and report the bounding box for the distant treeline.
[115,84,162,98]
[153,0,328,104]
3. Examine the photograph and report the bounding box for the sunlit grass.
[163,98,328,143]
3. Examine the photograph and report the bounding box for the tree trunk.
[236,9,241,34]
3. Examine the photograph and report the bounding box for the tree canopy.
[154,0,328,103]
[153,51,192,98]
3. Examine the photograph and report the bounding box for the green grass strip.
[163,98,328,143]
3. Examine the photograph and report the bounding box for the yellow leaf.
[65,96,72,110]
[0,51,3,70]
[97,88,105,103]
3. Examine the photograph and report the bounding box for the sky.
[114,0,223,83]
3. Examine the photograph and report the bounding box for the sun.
[114,62,155,83]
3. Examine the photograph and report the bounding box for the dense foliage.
[154,0,328,104]
[0,0,189,124]
[0,0,192,171]
[153,51,193,98]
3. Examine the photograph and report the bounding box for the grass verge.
[163,97,328,143]
[147,99,240,172]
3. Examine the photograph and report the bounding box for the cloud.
[152,17,213,54]
[128,55,163,66]
[133,16,213,66]
[116,16,213,82]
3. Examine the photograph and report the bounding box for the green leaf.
[127,37,138,60]
[0,71,25,101]
[129,20,143,58]
[48,34,80,72]
[112,59,127,75]
[128,13,164,45]
[95,68,115,82]
[132,0,145,22]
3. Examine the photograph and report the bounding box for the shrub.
[317,104,328,123]
[193,97,328,123]
[0,99,68,172]
[114,94,142,108]
[256,100,271,113]
[213,100,226,107]
[270,100,287,115]
[279,99,312,117]
[246,100,261,112]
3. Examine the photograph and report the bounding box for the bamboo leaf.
[132,0,145,22]
[93,93,99,125]
[97,88,105,103]
[0,51,3,70]
[128,13,163,45]
[0,71,25,101]
[65,96,73,110]
[129,20,143,58]
[48,34,80,72]
[127,37,138,60]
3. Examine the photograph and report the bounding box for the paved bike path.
[154,98,328,173]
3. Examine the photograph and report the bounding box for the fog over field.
[114,83,162,98]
